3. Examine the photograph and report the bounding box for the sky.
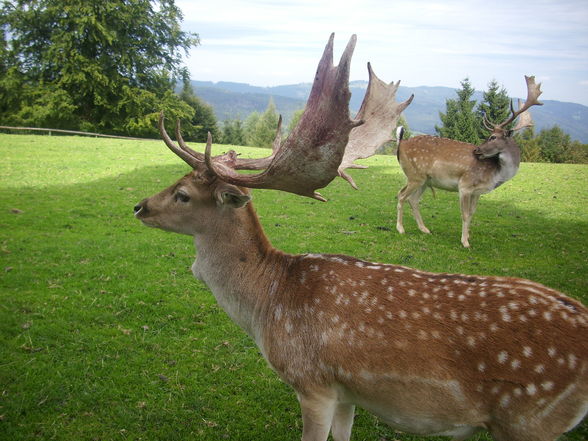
[176,0,588,106]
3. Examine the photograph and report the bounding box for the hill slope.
[191,80,588,143]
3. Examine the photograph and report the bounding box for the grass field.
[1,133,587,441]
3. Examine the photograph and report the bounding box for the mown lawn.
[1,133,586,440]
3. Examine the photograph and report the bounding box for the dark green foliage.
[244,98,280,148]
[436,78,482,144]
[0,0,199,136]
[477,79,511,138]
[534,126,588,163]
[516,125,588,164]
[178,77,220,142]
[220,119,246,146]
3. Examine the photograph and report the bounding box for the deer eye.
[489,135,497,141]
[175,190,190,203]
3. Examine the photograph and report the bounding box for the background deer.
[134,35,587,441]
[395,76,543,247]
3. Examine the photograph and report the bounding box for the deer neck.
[191,202,287,340]
[492,143,521,189]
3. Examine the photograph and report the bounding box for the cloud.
[177,0,588,105]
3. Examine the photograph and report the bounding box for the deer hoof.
[419,227,431,234]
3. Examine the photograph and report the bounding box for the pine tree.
[245,98,280,148]
[436,78,481,144]
[477,80,511,139]
[221,119,246,146]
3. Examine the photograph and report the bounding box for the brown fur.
[396,133,522,247]
[135,165,588,441]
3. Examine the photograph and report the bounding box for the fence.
[0,125,151,141]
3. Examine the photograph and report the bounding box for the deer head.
[474,76,542,159]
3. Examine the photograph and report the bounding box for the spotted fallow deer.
[134,35,587,441]
[396,76,543,247]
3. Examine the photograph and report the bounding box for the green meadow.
[1,133,587,440]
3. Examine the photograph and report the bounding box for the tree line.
[1,1,585,163]
[435,78,588,164]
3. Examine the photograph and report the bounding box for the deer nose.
[134,199,148,216]
[473,147,481,155]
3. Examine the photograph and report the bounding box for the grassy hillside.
[1,134,587,440]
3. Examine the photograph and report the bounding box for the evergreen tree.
[221,119,246,146]
[0,0,199,136]
[436,78,481,144]
[179,77,220,142]
[244,98,280,148]
[244,111,261,146]
[477,80,511,139]
[515,127,542,162]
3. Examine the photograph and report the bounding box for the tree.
[221,119,246,146]
[244,98,280,148]
[436,78,481,144]
[179,77,220,142]
[536,126,575,163]
[477,79,510,139]
[0,0,199,136]
[515,127,543,162]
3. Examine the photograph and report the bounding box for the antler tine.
[233,115,283,171]
[175,119,205,162]
[158,112,202,168]
[512,98,534,132]
[337,63,414,189]
[482,113,494,131]
[204,34,361,201]
[498,75,543,129]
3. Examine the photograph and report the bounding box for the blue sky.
[176,0,588,106]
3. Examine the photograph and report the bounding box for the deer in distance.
[396,76,543,247]
[133,34,587,441]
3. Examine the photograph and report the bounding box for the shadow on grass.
[1,162,587,441]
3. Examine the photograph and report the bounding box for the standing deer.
[395,76,543,247]
[134,35,587,441]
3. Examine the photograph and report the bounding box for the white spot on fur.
[523,346,533,358]
[568,354,578,370]
[526,384,537,395]
[541,381,554,391]
[498,351,508,364]
[500,393,511,407]
[534,364,545,374]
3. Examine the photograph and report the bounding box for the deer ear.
[215,183,251,208]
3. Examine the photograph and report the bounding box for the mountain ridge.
[190,80,588,143]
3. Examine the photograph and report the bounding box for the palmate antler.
[159,33,413,201]
[482,76,542,133]
[339,63,414,189]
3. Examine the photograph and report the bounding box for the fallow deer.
[395,76,543,247]
[134,35,587,441]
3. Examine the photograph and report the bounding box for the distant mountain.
[191,80,588,143]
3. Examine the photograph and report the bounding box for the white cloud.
[177,0,588,105]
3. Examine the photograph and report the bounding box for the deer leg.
[459,192,479,248]
[330,402,355,441]
[396,181,424,234]
[407,184,430,234]
[297,391,337,441]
